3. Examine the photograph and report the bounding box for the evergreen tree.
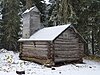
[71,0,100,55]
[48,0,77,25]
[1,0,21,51]
[49,0,100,55]
[0,0,2,48]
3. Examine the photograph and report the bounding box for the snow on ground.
[0,49,100,75]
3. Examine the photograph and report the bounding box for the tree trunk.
[92,27,95,55]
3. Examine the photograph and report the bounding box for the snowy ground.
[0,49,100,75]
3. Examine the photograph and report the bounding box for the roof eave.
[18,39,53,42]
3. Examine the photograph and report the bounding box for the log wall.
[20,27,84,65]
[54,27,84,62]
[20,41,49,64]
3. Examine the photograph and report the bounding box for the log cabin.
[18,6,86,66]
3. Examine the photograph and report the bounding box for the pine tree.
[0,0,3,48]
[72,0,100,55]
[48,0,77,25]
[1,0,21,51]
[49,0,100,55]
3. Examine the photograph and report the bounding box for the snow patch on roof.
[0,14,2,20]
[23,7,35,14]
[44,0,51,4]
[19,24,71,41]
[29,24,70,41]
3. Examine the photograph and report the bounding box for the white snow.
[19,24,71,41]
[44,0,51,4]
[0,14,2,19]
[0,49,100,75]
[23,7,35,14]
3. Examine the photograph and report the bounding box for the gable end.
[53,25,86,43]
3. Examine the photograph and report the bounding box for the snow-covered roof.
[23,6,40,14]
[0,14,2,20]
[23,7,35,14]
[44,0,51,4]
[19,24,71,41]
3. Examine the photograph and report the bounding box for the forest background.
[0,0,100,56]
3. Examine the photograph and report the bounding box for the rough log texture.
[54,28,84,62]
[20,42,48,61]
[20,41,54,66]
[19,27,85,65]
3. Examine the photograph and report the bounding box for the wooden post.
[20,42,23,52]
[46,41,55,66]
[51,42,55,63]
[92,28,95,55]
[47,42,51,59]
[19,42,23,59]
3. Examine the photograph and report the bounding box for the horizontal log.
[56,37,78,40]
[55,40,77,42]
[54,48,79,51]
[54,46,78,49]
[23,45,33,47]
[54,44,78,47]
[58,35,77,39]
[23,47,34,49]
[58,33,78,37]
[22,46,48,51]
[54,47,78,50]
[20,57,54,65]
[35,45,48,48]
[55,54,79,58]
[54,45,78,49]
[21,52,48,59]
[68,32,76,35]
[22,42,48,45]
[21,57,46,63]
[23,46,48,49]
[25,49,47,53]
[23,44,47,48]
[54,40,79,44]
[54,40,78,44]
[23,50,48,56]
[55,39,78,43]
[54,57,80,62]
[55,55,80,58]
[35,42,48,45]
[55,40,69,42]
[55,50,79,55]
